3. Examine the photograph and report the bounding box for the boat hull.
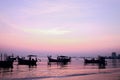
[18,59,37,66]
[48,56,71,62]
[0,61,13,68]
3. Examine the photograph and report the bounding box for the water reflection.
[48,62,69,68]
[0,68,13,79]
[84,63,106,69]
[0,68,13,73]
[98,63,106,69]
[28,65,37,68]
[112,59,117,68]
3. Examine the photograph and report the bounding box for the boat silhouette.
[17,55,37,66]
[0,56,15,68]
[84,56,107,65]
[47,56,71,62]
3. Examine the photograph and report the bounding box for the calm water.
[0,58,120,80]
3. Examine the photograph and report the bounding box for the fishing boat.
[84,58,99,63]
[84,56,106,65]
[17,55,37,66]
[47,56,71,62]
[0,56,15,68]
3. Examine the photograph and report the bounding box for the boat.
[84,58,99,63]
[0,56,16,68]
[47,56,71,62]
[84,56,107,65]
[17,55,37,66]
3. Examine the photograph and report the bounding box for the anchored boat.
[17,55,37,66]
[0,56,15,68]
[48,56,71,62]
[84,56,107,65]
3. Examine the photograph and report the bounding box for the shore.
[1,68,120,80]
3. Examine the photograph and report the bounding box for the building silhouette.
[112,52,117,59]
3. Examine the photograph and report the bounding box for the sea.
[0,58,120,80]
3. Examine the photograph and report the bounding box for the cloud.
[21,27,71,35]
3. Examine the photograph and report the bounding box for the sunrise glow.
[0,0,120,55]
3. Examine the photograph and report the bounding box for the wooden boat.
[0,56,15,68]
[84,56,106,65]
[17,55,37,66]
[0,61,13,68]
[84,58,99,63]
[48,56,71,62]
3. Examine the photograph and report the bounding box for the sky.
[0,0,120,56]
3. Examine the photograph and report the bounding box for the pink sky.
[0,0,120,55]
